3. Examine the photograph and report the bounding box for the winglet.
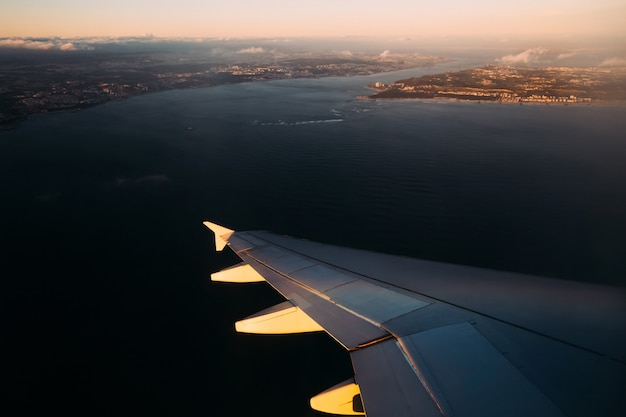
[203,221,234,251]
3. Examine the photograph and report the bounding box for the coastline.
[0,51,449,131]
[363,65,626,106]
[355,95,618,105]
[6,62,623,132]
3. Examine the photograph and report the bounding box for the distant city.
[0,48,444,129]
[366,65,626,104]
[2,42,626,129]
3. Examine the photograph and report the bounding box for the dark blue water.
[2,70,625,416]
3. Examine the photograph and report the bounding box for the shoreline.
[1,63,449,131]
[363,65,626,107]
[355,95,622,106]
[5,64,624,131]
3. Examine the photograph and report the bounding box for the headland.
[366,65,626,104]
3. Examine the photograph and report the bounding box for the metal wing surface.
[204,221,626,417]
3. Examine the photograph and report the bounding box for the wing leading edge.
[204,221,626,417]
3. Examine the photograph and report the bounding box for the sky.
[1,0,625,40]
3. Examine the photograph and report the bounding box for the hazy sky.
[1,0,625,39]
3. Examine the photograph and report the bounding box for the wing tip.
[203,221,235,251]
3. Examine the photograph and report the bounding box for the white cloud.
[0,38,55,50]
[599,56,626,67]
[236,47,265,54]
[556,51,577,60]
[59,42,77,51]
[497,47,548,64]
[0,37,94,51]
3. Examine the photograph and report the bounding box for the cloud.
[556,51,578,60]
[60,42,78,51]
[497,47,548,64]
[0,38,56,50]
[0,35,176,51]
[379,50,391,58]
[104,35,155,42]
[0,37,94,51]
[236,47,265,54]
[599,56,626,67]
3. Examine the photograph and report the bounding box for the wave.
[255,118,344,126]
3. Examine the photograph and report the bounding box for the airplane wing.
[204,221,626,417]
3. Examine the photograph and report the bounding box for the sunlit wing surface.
[204,221,626,417]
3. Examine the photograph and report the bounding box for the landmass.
[366,65,626,104]
[0,47,444,129]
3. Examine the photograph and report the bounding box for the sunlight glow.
[1,0,624,40]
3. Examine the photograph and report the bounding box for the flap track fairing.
[235,301,324,334]
[211,263,265,283]
[310,379,365,415]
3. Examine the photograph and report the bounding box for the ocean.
[2,66,625,416]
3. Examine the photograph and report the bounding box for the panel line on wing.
[400,322,566,417]
[242,251,386,330]
[396,338,452,416]
[244,248,431,330]
[241,257,390,350]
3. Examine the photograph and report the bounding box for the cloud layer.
[0,38,94,51]
[496,47,548,64]
[599,57,626,67]
[236,47,265,54]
